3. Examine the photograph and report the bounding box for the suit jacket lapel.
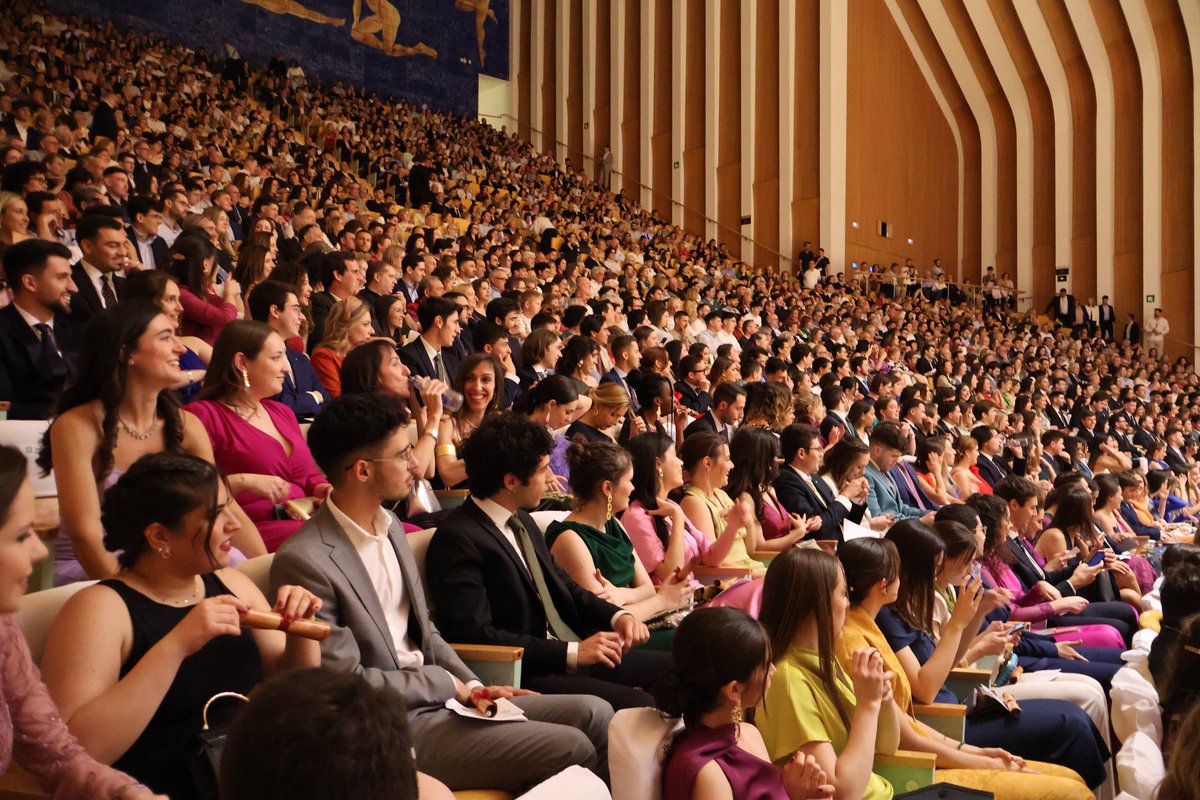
[462,499,538,593]
[385,519,430,656]
[315,506,401,669]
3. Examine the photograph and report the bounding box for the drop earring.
[732,695,743,741]
[241,368,251,389]
[605,493,613,521]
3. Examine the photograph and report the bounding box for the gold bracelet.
[435,444,457,458]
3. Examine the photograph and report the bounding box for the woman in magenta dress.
[621,433,764,617]
[658,607,832,800]
[726,427,820,547]
[165,234,240,345]
[190,321,331,552]
[970,495,1125,650]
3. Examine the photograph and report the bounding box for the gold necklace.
[125,571,203,606]
[223,399,263,420]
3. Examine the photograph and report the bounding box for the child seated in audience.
[39,452,322,800]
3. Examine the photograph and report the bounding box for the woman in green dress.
[546,440,695,650]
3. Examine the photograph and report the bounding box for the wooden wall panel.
[792,2,821,259]
[652,0,673,220]
[845,0,958,271]
[992,0,1057,304]
[1150,0,1194,358]
[683,0,706,236]
[945,0,1016,280]
[591,1,612,167]
[754,0,781,268]
[895,0,980,282]
[1092,0,1143,320]
[566,0,583,169]
[717,0,742,256]
[541,0,557,148]
[1041,0,1098,303]
[621,2,641,192]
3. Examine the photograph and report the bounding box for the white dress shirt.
[81,261,116,310]
[325,495,424,669]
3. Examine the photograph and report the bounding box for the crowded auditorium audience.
[0,5,1197,799]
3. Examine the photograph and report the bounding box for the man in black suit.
[426,413,670,709]
[683,381,745,440]
[91,93,120,140]
[972,426,1011,489]
[1044,391,1070,430]
[399,296,462,385]
[994,477,1137,645]
[249,281,330,421]
[1122,314,1141,347]
[0,240,80,419]
[1163,428,1191,473]
[407,154,437,208]
[69,213,126,327]
[1097,296,1115,340]
[309,252,364,354]
[819,384,850,444]
[126,196,168,271]
[774,424,867,542]
[674,354,712,414]
[1045,288,1077,328]
[599,334,641,412]
[1039,430,1067,480]
[474,322,521,409]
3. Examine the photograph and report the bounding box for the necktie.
[509,515,579,642]
[33,323,69,380]
[100,274,118,308]
[896,466,929,511]
[433,352,447,382]
[1020,540,1046,579]
[801,472,828,510]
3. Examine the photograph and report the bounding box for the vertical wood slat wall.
[509,0,1195,357]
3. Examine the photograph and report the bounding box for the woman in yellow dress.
[676,432,767,576]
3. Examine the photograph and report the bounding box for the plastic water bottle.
[410,376,464,412]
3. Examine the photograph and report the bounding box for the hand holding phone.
[1087,549,1106,567]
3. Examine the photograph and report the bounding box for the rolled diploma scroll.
[240,609,331,641]
[470,689,499,717]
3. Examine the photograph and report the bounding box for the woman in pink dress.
[0,444,163,799]
[621,433,763,616]
[726,427,820,546]
[951,435,993,498]
[165,235,240,346]
[190,321,331,551]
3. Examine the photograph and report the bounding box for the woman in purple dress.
[658,607,833,800]
[190,321,331,552]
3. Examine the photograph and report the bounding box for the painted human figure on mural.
[351,0,437,57]
[240,0,346,27]
[455,0,498,66]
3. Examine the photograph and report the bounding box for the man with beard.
[0,239,81,418]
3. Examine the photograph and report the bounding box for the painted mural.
[42,0,508,115]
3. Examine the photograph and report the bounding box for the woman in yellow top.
[677,432,768,576]
[834,537,1093,800]
[757,548,898,800]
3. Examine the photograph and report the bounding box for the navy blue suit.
[773,466,863,542]
[270,348,330,421]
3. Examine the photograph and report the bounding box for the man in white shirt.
[157,187,188,247]
[1145,308,1170,355]
[271,394,612,792]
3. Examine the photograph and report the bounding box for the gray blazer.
[270,503,476,712]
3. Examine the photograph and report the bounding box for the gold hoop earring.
[241,368,251,389]
[732,695,743,742]
[605,494,613,522]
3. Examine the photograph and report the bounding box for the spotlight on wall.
[906,238,914,245]
[851,221,859,229]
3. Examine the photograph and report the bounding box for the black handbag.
[186,691,249,800]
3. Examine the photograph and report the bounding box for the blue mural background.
[41,0,508,115]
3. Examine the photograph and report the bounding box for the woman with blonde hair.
[310,297,373,397]
[202,205,237,259]
[0,192,33,258]
[566,381,632,443]
[742,382,795,433]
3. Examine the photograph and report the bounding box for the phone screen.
[1087,550,1106,567]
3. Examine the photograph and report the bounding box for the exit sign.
[1146,294,1156,303]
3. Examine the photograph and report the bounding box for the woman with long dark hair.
[0,445,162,799]
[658,606,832,800]
[166,235,240,345]
[725,427,818,548]
[434,353,503,489]
[41,452,321,800]
[837,536,1098,799]
[1036,487,1141,605]
[677,433,766,576]
[757,548,896,800]
[40,301,265,584]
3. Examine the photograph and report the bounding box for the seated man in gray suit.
[270,393,611,792]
